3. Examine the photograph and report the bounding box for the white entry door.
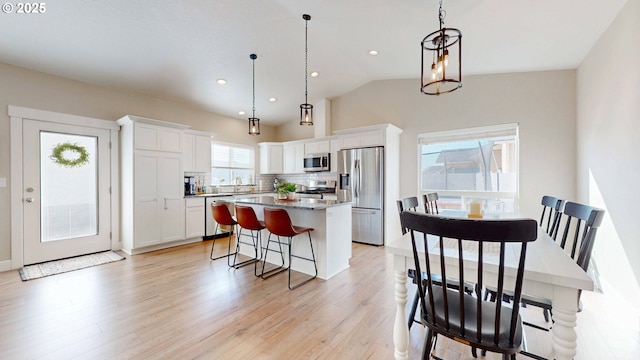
[22,119,112,265]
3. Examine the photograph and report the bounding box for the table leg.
[551,287,580,360]
[393,267,409,360]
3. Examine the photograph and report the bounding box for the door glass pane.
[40,132,98,242]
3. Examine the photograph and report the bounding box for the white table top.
[386,220,594,292]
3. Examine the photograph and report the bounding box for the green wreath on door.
[50,142,90,168]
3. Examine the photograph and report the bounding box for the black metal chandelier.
[248,53,260,135]
[300,14,313,126]
[421,0,462,95]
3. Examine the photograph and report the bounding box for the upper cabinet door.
[135,123,182,152]
[259,143,283,174]
[194,135,212,172]
[183,133,212,172]
[305,140,330,155]
[182,133,196,171]
[339,129,384,149]
[283,143,305,174]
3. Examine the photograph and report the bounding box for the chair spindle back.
[401,211,537,352]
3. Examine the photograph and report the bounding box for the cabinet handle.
[164,198,168,209]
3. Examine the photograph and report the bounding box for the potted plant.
[276,181,297,199]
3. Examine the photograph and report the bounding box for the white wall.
[328,71,577,220]
[576,0,640,302]
[0,62,278,262]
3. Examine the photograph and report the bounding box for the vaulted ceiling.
[0,0,628,124]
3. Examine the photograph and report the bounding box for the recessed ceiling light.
[310,71,319,77]
[369,50,379,56]
[269,97,277,102]
[217,78,227,85]
[238,111,245,115]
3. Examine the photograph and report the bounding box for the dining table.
[386,211,593,360]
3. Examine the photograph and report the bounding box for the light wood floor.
[0,240,638,359]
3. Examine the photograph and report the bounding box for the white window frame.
[210,141,255,186]
[417,123,520,213]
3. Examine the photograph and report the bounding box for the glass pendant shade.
[420,1,462,95]
[248,117,260,135]
[300,103,313,125]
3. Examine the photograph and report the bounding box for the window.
[211,142,255,185]
[418,123,518,213]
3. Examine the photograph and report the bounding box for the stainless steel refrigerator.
[337,146,384,245]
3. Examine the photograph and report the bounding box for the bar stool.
[234,204,266,276]
[209,203,238,267]
[262,207,317,290]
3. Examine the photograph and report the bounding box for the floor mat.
[19,251,125,281]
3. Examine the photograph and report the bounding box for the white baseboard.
[0,259,13,273]
[120,238,204,255]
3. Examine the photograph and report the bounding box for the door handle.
[25,197,34,203]
[353,160,359,198]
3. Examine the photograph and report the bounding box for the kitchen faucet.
[234,176,242,193]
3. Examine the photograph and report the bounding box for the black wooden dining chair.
[402,211,537,360]
[422,192,439,214]
[398,197,475,332]
[486,196,566,304]
[520,202,605,323]
[397,197,420,228]
[540,195,565,240]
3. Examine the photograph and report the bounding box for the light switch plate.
[0,178,6,187]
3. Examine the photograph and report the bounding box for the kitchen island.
[230,195,352,280]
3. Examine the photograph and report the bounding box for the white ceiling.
[0,0,628,125]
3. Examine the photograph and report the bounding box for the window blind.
[418,123,518,145]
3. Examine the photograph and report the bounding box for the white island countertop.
[231,195,350,210]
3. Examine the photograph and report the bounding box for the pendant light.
[420,0,462,95]
[248,53,260,136]
[300,14,313,126]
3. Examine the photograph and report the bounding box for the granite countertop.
[184,190,273,198]
[231,195,351,210]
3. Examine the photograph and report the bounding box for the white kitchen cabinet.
[133,151,185,248]
[304,140,330,155]
[134,120,183,152]
[183,131,213,173]
[118,115,190,254]
[185,197,205,238]
[283,143,304,174]
[330,139,340,172]
[259,142,283,174]
[338,129,384,149]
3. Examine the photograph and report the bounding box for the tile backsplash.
[256,172,337,191]
[187,171,337,193]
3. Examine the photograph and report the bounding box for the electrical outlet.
[0,178,6,187]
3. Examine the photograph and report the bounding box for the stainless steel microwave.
[303,153,330,172]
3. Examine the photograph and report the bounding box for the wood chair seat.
[428,287,524,351]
